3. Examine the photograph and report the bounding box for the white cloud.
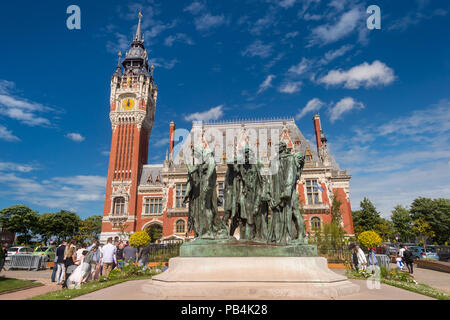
[66,133,85,142]
[184,1,205,15]
[295,98,325,120]
[149,58,179,70]
[308,7,362,46]
[278,0,297,8]
[284,31,299,39]
[242,40,273,59]
[185,105,224,122]
[329,97,364,122]
[318,60,395,89]
[250,14,276,35]
[319,44,353,65]
[303,13,322,21]
[0,125,20,142]
[278,81,302,94]
[194,13,226,31]
[164,33,194,47]
[329,100,450,217]
[106,33,129,54]
[0,161,34,173]
[0,80,54,127]
[0,172,106,211]
[257,75,276,94]
[288,58,310,75]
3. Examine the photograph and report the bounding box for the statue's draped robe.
[186,151,228,239]
[185,164,201,236]
[268,152,295,244]
[290,154,306,242]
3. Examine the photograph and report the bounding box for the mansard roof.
[172,118,341,170]
[140,164,163,185]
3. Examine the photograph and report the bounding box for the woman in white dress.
[356,246,367,271]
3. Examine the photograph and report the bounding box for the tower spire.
[134,11,143,43]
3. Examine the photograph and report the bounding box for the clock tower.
[101,13,158,240]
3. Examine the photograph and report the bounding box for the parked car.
[5,246,33,261]
[33,246,56,261]
[409,246,440,261]
[429,245,450,261]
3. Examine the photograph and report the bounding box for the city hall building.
[100,16,355,243]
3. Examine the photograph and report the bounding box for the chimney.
[313,114,322,153]
[169,121,176,155]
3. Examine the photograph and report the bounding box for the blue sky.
[0,0,449,219]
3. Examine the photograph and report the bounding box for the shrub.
[358,230,382,249]
[129,231,150,248]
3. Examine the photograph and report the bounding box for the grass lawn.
[28,275,153,300]
[0,276,43,294]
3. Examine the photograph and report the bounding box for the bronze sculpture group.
[182,141,306,245]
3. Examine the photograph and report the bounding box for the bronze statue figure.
[183,145,229,239]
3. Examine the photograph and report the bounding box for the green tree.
[146,224,163,243]
[410,197,450,244]
[330,192,343,224]
[391,205,414,242]
[0,205,39,243]
[36,212,57,244]
[75,215,102,243]
[373,218,394,242]
[412,217,435,250]
[51,210,82,241]
[352,198,382,235]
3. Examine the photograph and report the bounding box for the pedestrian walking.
[352,246,359,271]
[0,244,7,272]
[63,239,77,287]
[75,243,87,265]
[116,242,125,269]
[403,246,414,274]
[51,253,58,282]
[368,247,378,273]
[123,241,138,264]
[138,244,152,270]
[55,241,67,285]
[356,245,367,271]
[101,237,117,278]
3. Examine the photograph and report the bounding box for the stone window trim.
[110,196,128,216]
[174,183,187,209]
[310,216,322,231]
[302,179,324,205]
[174,219,186,234]
[142,196,163,216]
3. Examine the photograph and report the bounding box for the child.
[396,254,405,271]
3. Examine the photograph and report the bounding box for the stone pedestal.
[142,256,360,299]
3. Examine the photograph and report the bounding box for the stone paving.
[1,264,448,300]
[73,277,434,300]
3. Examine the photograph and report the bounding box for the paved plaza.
[1,265,448,300]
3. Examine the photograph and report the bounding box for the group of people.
[52,237,140,289]
[396,244,414,274]
[351,245,379,273]
[351,243,414,275]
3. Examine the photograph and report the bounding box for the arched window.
[176,220,186,233]
[311,217,321,231]
[113,197,125,215]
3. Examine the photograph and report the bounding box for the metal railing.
[148,243,182,262]
[9,254,47,270]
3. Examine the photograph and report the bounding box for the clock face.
[122,98,135,111]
